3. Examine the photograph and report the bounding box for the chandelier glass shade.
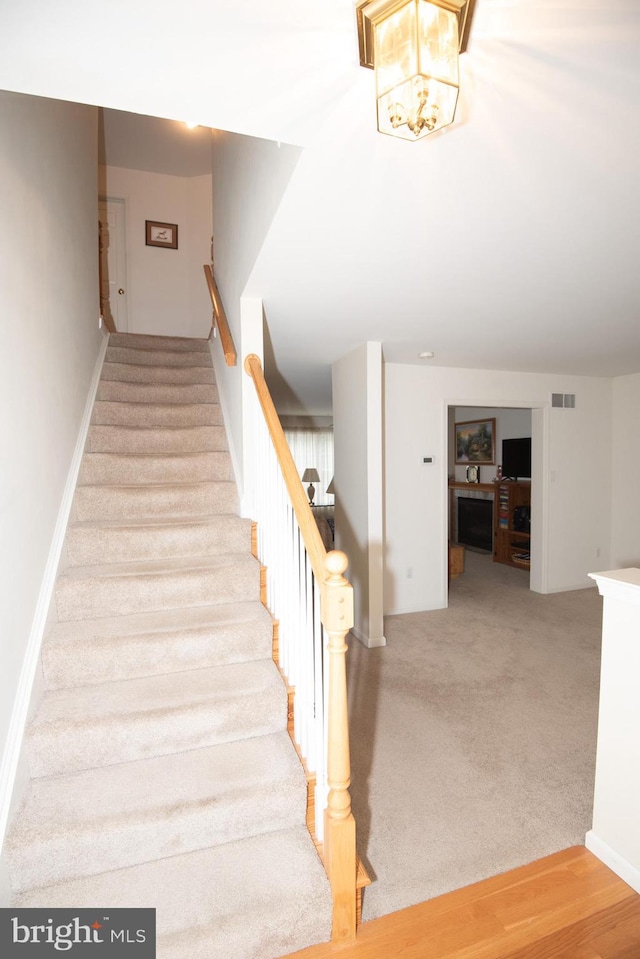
[358,0,471,142]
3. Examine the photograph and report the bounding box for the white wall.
[384,363,613,614]
[611,373,640,568]
[187,175,214,337]
[0,92,103,846]
[587,570,640,894]
[210,130,301,492]
[333,343,385,647]
[101,166,212,338]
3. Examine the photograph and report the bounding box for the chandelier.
[356,0,475,141]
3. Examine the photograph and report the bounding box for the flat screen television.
[502,437,531,480]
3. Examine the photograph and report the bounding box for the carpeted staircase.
[5,332,332,958]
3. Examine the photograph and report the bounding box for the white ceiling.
[98,111,213,177]
[1,0,639,412]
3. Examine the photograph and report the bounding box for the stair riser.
[97,381,217,404]
[93,401,223,428]
[88,425,227,454]
[65,520,252,567]
[78,452,232,486]
[56,563,260,621]
[74,483,237,522]
[27,690,286,778]
[106,346,212,369]
[42,619,272,689]
[8,783,303,892]
[109,333,209,353]
[102,362,214,385]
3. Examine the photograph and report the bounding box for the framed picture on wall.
[145,220,178,249]
[455,418,496,465]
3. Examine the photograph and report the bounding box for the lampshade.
[357,0,473,142]
[326,477,335,495]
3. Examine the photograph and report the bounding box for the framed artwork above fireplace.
[455,418,496,465]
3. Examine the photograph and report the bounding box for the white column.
[332,342,386,648]
[586,567,640,893]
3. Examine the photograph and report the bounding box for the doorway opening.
[447,403,540,593]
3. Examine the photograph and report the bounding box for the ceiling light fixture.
[356,0,475,142]
[419,351,435,358]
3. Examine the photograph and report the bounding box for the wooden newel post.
[322,549,357,942]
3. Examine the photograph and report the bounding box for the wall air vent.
[551,392,576,408]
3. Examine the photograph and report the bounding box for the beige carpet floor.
[348,550,603,921]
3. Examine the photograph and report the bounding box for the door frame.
[98,195,128,333]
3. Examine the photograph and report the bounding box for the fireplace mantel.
[448,481,496,492]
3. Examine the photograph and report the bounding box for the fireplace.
[457,497,493,552]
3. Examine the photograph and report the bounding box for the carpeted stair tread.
[97,380,218,404]
[106,346,212,368]
[74,480,238,521]
[78,450,232,485]
[92,400,224,428]
[55,553,260,621]
[57,552,259,580]
[42,602,273,689]
[101,361,215,385]
[109,332,210,353]
[65,515,252,566]
[27,659,287,777]
[88,423,227,454]
[12,825,333,959]
[6,731,306,891]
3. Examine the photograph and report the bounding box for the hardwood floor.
[285,847,640,959]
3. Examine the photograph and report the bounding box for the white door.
[98,197,128,333]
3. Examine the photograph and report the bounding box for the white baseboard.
[545,581,598,594]
[0,854,10,907]
[384,601,446,616]
[585,830,640,894]
[351,627,387,649]
[0,334,109,852]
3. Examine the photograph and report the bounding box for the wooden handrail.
[203,264,237,366]
[244,353,326,581]
[98,220,117,334]
[245,352,358,942]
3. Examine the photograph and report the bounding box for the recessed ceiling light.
[184,121,199,129]
[419,351,435,359]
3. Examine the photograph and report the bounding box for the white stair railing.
[244,353,358,942]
